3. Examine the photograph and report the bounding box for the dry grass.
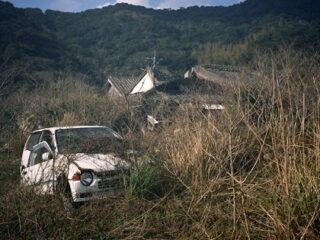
[0,50,320,239]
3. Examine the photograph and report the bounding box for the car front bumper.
[69,175,127,202]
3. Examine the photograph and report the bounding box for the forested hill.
[0,0,319,94]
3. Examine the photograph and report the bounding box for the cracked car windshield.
[56,128,121,154]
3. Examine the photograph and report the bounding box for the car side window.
[28,146,50,167]
[40,131,54,151]
[26,132,42,151]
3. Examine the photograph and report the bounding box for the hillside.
[1,1,320,238]
[0,0,320,93]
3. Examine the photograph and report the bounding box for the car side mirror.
[42,152,53,161]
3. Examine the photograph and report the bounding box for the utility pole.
[146,50,161,70]
[152,50,156,70]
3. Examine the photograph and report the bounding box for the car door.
[21,131,42,170]
[22,142,55,194]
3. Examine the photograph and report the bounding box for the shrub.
[129,159,175,199]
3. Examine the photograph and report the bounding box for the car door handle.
[21,171,27,175]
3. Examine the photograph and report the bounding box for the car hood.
[60,153,129,172]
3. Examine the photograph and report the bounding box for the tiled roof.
[108,68,174,96]
[108,76,141,96]
[201,64,240,73]
[192,64,241,84]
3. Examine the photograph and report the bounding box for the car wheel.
[57,177,81,213]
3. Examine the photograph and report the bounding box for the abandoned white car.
[20,126,130,207]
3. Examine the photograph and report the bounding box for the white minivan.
[20,126,130,207]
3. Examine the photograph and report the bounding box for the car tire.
[57,176,81,213]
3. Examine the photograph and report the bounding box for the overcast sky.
[5,0,243,12]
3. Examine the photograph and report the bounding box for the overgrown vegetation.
[1,0,320,238]
[1,50,319,239]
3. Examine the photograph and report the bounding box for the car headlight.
[80,171,93,186]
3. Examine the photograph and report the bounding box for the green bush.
[129,160,172,199]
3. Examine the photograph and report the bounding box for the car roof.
[31,126,112,134]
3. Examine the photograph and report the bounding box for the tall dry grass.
[151,50,320,239]
[0,50,320,239]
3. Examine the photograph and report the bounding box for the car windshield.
[56,127,122,154]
